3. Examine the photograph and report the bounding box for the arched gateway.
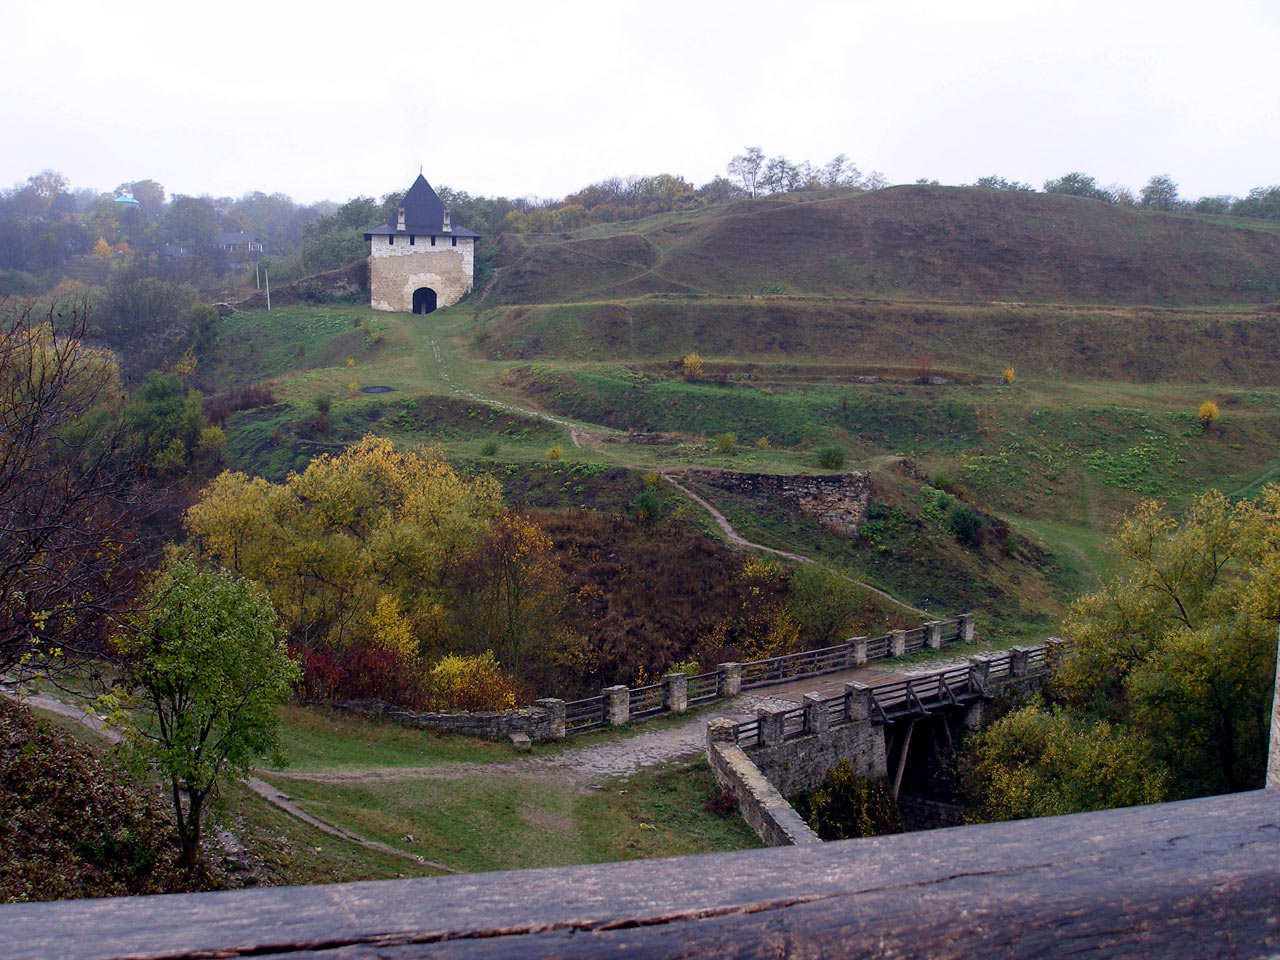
[412,287,438,315]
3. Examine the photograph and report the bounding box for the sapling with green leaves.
[103,559,299,870]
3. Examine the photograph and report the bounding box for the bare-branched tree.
[0,296,144,679]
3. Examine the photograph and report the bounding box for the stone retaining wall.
[706,719,821,846]
[750,722,888,798]
[702,470,873,535]
[302,697,561,742]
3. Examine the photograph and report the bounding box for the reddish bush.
[291,640,427,710]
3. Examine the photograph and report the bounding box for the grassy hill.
[486,186,1280,306]
[125,182,1280,884]
[195,186,1280,644]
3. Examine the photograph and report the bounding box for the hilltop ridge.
[487,185,1280,307]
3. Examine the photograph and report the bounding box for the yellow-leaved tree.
[184,435,502,655]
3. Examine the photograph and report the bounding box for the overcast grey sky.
[4,0,1277,205]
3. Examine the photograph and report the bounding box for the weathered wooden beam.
[891,717,916,798]
[4,791,1278,959]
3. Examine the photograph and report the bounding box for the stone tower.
[363,175,479,314]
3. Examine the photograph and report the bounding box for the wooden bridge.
[732,641,1058,748]
[561,615,975,734]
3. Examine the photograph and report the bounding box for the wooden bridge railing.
[732,640,1062,747]
[551,614,978,737]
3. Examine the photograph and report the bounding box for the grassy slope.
[258,757,759,876]
[200,187,1280,639]
[487,186,1280,306]
[159,189,1280,883]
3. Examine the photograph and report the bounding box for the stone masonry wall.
[749,721,888,798]
[369,235,474,313]
[704,470,872,536]
[304,698,554,741]
[707,722,821,846]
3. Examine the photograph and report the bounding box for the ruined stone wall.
[703,470,872,536]
[304,697,555,741]
[369,235,474,313]
[232,261,368,311]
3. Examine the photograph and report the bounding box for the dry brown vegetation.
[0,699,202,901]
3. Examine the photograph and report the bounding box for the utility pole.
[265,268,271,312]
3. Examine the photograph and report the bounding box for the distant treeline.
[3,158,1277,298]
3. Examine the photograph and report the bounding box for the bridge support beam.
[1269,625,1280,790]
[891,719,916,799]
[853,637,868,665]
[891,630,907,658]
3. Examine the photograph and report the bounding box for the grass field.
[258,757,760,875]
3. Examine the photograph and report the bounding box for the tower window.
[409,235,415,245]
[452,236,457,247]
[431,236,436,246]
[388,236,394,245]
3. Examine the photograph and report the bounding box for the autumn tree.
[971,487,1280,815]
[787,564,864,647]
[1198,400,1219,430]
[1043,171,1114,203]
[0,297,144,675]
[456,511,578,678]
[107,559,298,870]
[728,147,766,198]
[968,707,1167,821]
[1139,174,1180,211]
[185,435,502,657]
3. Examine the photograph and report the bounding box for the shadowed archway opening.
[412,287,438,314]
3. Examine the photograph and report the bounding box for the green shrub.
[794,759,902,840]
[669,659,700,678]
[480,437,500,457]
[632,487,662,524]
[816,445,846,470]
[947,502,985,544]
[714,432,736,454]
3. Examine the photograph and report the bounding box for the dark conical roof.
[363,175,479,238]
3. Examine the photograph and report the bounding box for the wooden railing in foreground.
[6,789,1279,958]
